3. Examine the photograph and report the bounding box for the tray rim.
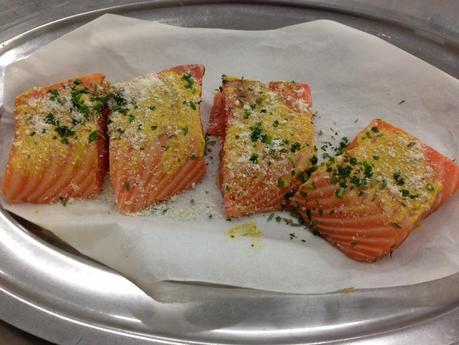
[1,1,459,344]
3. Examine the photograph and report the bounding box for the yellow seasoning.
[227,222,263,248]
[338,287,356,293]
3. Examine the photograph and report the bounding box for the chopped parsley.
[183,100,197,110]
[400,189,410,197]
[181,73,194,89]
[277,178,285,188]
[149,105,156,111]
[336,186,346,199]
[335,137,349,155]
[54,125,75,144]
[371,126,379,133]
[426,183,434,191]
[182,126,189,136]
[45,113,56,125]
[393,170,405,185]
[127,114,135,123]
[290,142,301,153]
[249,153,259,163]
[73,79,82,85]
[272,120,279,127]
[297,171,307,183]
[59,197,68,206]
[151,125,158,130]
[124,180,130,191]
[250,123,263,142]
[88,131,99,143]
[48,89,59,101]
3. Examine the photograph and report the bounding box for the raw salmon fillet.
[108,65,206,213]
[2,73,109,203]
[209,75,316,218]
[290,119,459,262]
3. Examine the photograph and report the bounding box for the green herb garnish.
[88,131,99,143]
[336,187,346,199]
[181,73,194,89]
[277,178,285,188]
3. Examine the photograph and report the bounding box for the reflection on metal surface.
[0,1,458,345]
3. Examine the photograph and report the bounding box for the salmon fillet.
[2,73,109,203]
[209,75,316,218]
[290,119,459,262]
[108,64,206,213]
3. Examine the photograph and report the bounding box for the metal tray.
[1,1,458,344]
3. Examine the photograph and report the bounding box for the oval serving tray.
[1,1,458,344]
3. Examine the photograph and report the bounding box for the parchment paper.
[1,14,459,294]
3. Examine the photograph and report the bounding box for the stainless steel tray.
[1,1,458,344]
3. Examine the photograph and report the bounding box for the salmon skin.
[2,73,109,204]
[108,64,206,214]
[209,75,316,218]
[290,119,459,262]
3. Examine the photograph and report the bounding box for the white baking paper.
[1,14,459,294]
